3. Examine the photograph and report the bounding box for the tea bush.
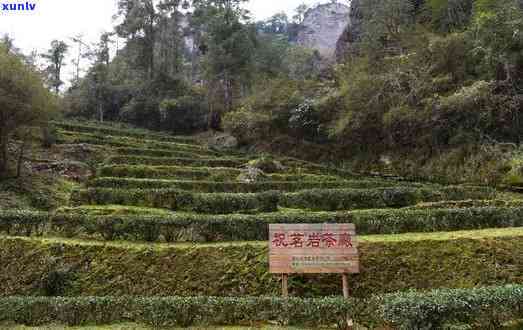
[98,165,242,181]
[280,186,495,211]
[53,121,198,144]
[88,177,406,192]
[3,206,523,242]
[0,285,521,328]
[113,147,215,158]
[381,285,523,329]
[71,186,495,213]
[107,156,247,167]
[57,131,207,154]
[71,188,279,214]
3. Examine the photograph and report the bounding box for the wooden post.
[342,274,353,330]
[282,274,289,298]
[342,273,349,298]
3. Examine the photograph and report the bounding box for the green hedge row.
[277,157,359,178]
[57,131,208,154]
[0,296,356,328]
[0,211,48,237]
[381,285,523,329]
[98,165,243,180]
[107,155,248,167]
[97,165,345,182]
[71,186,495,213]
[113,147,214,159]
[87,177,406,192]
[71,188,279,214]
[1,285,521,328]
[411,199,523,209]
[0,235,521,298]
[280,186,495,211]
[3,206,523,242]
[53,121,198,144]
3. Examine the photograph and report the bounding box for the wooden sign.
[269,224,359,274]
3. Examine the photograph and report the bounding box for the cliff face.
[335,0,363,62]
[296,3,351,59]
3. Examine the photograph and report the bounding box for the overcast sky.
[0,0,337,79]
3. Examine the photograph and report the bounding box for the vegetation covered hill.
[0,120,522,328]
[1,0,523,328]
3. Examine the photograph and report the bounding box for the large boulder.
[208,133,238,151]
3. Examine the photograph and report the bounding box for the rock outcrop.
[296,3,350,59]
[335,0,364,61]
[207,133,239,151]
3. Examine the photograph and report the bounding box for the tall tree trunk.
[98,102,104,123]
[16,136,29,178]
[224,74,233,112]
[0,127,8,178]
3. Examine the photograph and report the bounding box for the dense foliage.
[0,44,55,178]
[2,205,523,242]
[1,285,521,328]
[1,1,523,328]
[70,185,494,213]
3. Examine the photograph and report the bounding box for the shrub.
[57,131,207,154]
[159,95,208,134]
[71,188,279,214]
[45,206,523,242]
[0,285,521,328]
[87,177,410,192]
[380,285,523,329]
[222,108,270,146]
[98,165,242,180]
[113,147,212,159]
[281,186,495,211]
[53,121,198,144]
[411,199,523,209]
[0,210,47,236]
[0,296,357,327]
[106,156,247,167]
[72,186,494,213]
[5,205,520,242]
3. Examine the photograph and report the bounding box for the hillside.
[1,0,523,328]
[0,120,522,329]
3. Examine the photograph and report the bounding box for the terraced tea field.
[1,121,522,329]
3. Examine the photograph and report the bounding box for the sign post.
[269,224,359,328]
[282,274,289,298]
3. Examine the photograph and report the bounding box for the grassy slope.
[1,227,521,298]
[2,120,523,327]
